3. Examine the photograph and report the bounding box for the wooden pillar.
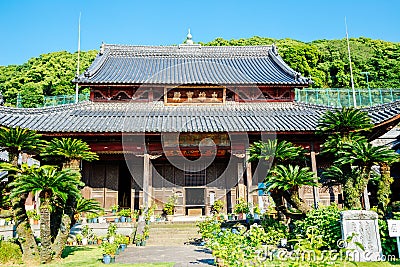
[245,153,253,206]
[310,144,319,209]
[142,154,161,210]
[234,153,246,201]
[143,154,151,209]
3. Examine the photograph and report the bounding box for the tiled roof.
[0,101,399,134]
[76,44,311,86]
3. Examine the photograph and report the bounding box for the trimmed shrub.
[0,241,22,264]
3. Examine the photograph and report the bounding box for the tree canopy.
[1,36,399,107]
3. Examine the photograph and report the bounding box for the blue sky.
[1,0,399,66]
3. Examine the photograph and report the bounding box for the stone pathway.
[116,245,215,266]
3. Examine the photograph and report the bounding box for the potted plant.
[27,210,40,225]
[131,210,139,222]
[143,225,150,240]
[101,242,118,264]
[253,206,261,220]
[86,212,98,223]
[111,204,119,215]
[81,225,93,246]
[211,199,224,215]
[115,234,129,252]
[107,223,117,243]
[163,194,177,221]
[233,198,250,220]
[118,208,131,223]
[76,233,83,245]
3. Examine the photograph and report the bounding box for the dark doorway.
[118,162,131,209]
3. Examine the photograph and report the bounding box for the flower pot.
[126,217,132,223]
[120,244,126,252]
[103,254,111,264]
[112,209,117,215]
[227,214,233,220]
[254,213,260,220]
[237,213,244,220]
[82,238,88,246]
[166,215,174,222]
[140,240,146,246]
[97,239,103,245]
[87,218,93,223]
[109,236,115,244]
[115,247,120,255]
[110,256,115,263]
[120,216,126,223]
[114,218,119,223]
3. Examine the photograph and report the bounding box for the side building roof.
[76,44,311,86]
[0,101,399,134]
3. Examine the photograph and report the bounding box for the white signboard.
[387,220,400,237]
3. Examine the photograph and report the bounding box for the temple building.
[1,34,400,216]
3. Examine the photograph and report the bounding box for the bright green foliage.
[196,215,222,240]
[9,165,82,202]
[0,241,23,265]
[266,165,317,192]
[0,126,45,166]
[233,198,250,214]
[75,197,102,215]
[292,205,341,250]
[317,107,372,134]
[202,36,400,89]
[41,137,99,163]
[378,219,397,256]
[260,216,288,246]
[248,139,305,165]
[2,37,400,106]
[0,50,97,107]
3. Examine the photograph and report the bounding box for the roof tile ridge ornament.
[82,42,110,79]
[268,43,309,84]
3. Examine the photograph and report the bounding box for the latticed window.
[184,169,206,186]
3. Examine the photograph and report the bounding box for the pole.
[397,236,400,259]
[345,17,356,107]
[346,17,370,210]
[75,12,81,104]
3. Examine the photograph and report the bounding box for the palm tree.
[41,138,98,171]
[248,139,305,165]
[41,137,98,259]
[317,107,372,135]
[318,107,399,210]
[248,140,309,219]
[337,140,399,210]
[52,197,102,259]
[9,165,82,263]
[0,126,45,264]
[265,164,317,215]
[0,126,45,166]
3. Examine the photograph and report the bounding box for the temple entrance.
[118,161,131,209]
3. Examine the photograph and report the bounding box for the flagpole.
[345,17,357,107]
[346,17,370,210]
[75,12,81,104]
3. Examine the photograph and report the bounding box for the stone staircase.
[146,222,200,246]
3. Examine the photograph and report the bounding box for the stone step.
[146,222,200,247]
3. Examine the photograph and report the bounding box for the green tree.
[9,165,82,263]
[0,126,45,264]
[248,140,310,219]
[41,137,98,171]
[40,137,99,259]
[265,164,316,214]
[318,108,398,210]
[0,126,45,166]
